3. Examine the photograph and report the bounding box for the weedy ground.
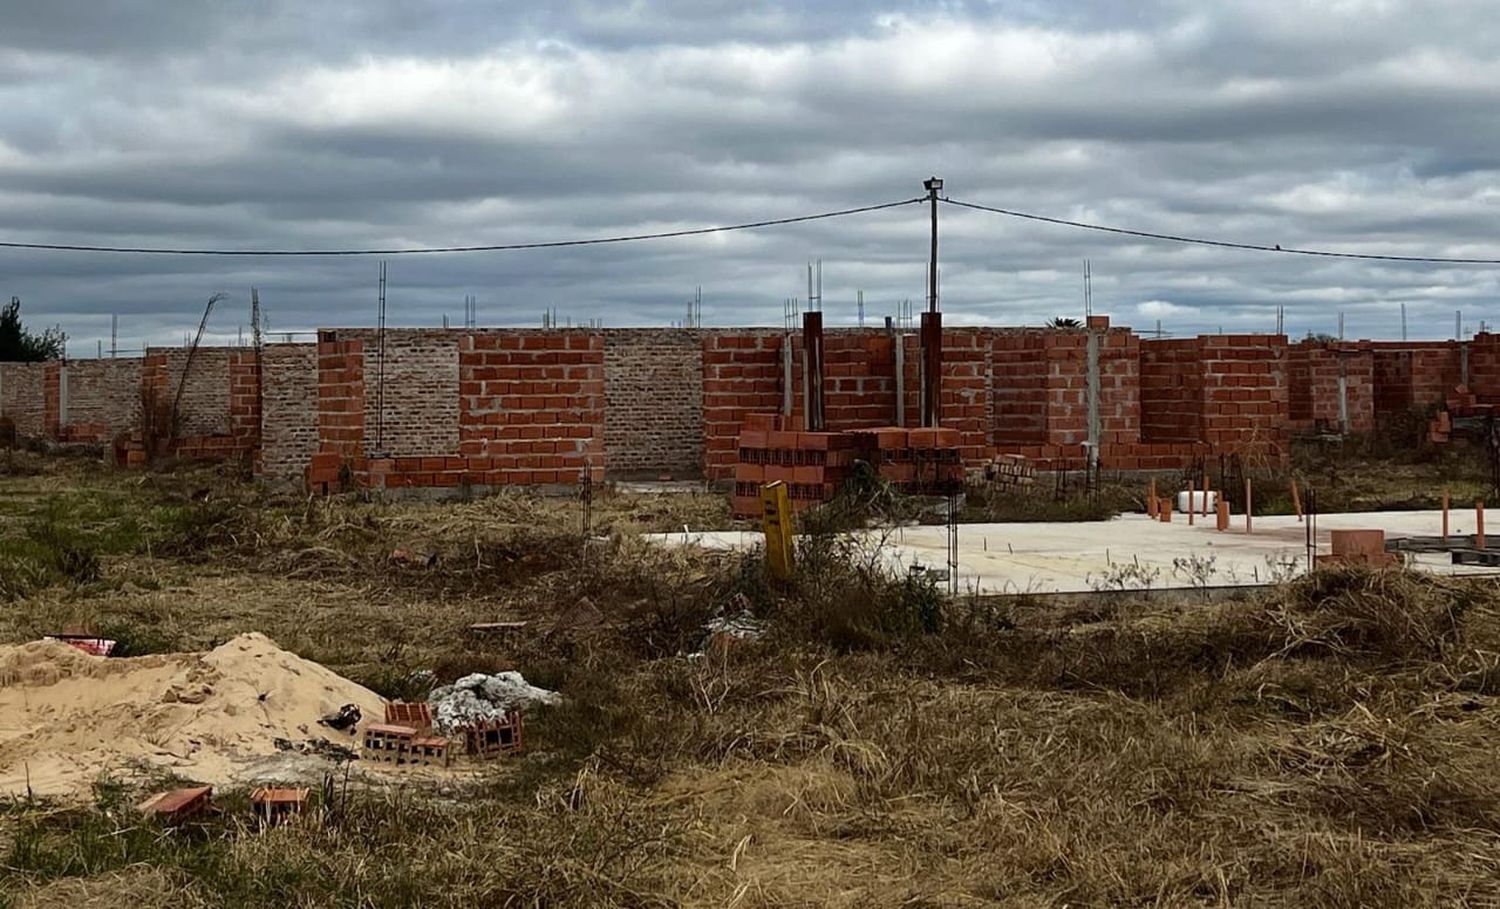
[0,449,1498,907]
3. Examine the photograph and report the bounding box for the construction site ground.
[1,444,1498,907]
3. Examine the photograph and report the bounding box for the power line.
[942,196,1500,265]
[0,197,924,257]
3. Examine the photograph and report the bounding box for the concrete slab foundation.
[650,510,1500,595]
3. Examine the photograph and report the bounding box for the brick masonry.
[58,359,143,442]
[344,329,460,458]
[604,328,704,477]
[1287,341,1374,433]
[158,347,232,437]
[260,344,318,483]
[0,363,47,438]
[1140,339,1204,444]
[5,322,1494,487]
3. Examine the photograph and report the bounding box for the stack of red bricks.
[1428,384,1491,444]
[731,413,859,516]
[730,415,964,517]
[853,426,965,495]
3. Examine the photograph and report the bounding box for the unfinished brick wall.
[259,344,318,483]
[1465,334,1500,406]
[317,333,365,459]
[1287,342,1374,433]
[898,329,992,464]
[43,362,60,440]
[0,324,1422,483]
[1140,339,1204,443]
[155,348,232,437]
[1099,329,1142,449]
[992,332,1048,445]
[703,332,784,480]
[1366,342,1462,418]
[344,329,461,458]
[1200,335,1289,456]
[450,331,604,486]
[990,326,1139,453]
[58,359,143,442]
[0,362,48,438]
[603,329,704,477]
[822,333,899,430]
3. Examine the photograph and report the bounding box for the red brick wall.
[992,332,1048,445]
[1366,342,1463,417]
[1099,328,1142,449]
[897,329,992,464]
[702,332,784,480]
[1140,339,1203,443]
[1466,334,1500,405]
[1200,335,1289,457]
[448,331,604,486]
[229,350,261,450]
[1287,342,1374,432]
[822,333,898,430]
[43,361,60,440]
[317,333,365,459]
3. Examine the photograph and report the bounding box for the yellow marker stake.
[761,481,795,580]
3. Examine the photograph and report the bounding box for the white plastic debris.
[702,612,768,642]
[428,672,560,734]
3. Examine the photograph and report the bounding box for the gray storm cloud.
[1,0,1499,351]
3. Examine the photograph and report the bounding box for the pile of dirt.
[0,632,387,796]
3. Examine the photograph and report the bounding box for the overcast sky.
[3,0,1499,352]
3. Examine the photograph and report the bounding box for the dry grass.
[2,458,1500,907]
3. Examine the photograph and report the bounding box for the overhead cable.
[942,196,1500,265]
[0,197,925,257]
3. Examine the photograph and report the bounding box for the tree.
[1048,316,1083,329]
[0,297,64,362]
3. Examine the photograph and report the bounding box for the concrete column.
[893,335,906,426]
[1086,329,1101,471]
[58,363,69,429]
[781,335,793,417]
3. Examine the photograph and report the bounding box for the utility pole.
[921,176,943,427]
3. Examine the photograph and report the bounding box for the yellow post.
[761,481,795,580]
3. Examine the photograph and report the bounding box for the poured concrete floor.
[651,510,1500,594]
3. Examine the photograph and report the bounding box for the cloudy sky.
[3,0,1499,352]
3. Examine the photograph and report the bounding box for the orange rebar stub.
[1148,478,1158,518]
[1291,477,1303,522]
[1188,480,1195,526]
[1478,500,1487,550]
[1442,489,1450,539]
[1244,477,1253,534]
[1161,497,1173,523]
[1215,500,1230,532]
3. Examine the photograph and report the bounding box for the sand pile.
[0,632,387,796]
